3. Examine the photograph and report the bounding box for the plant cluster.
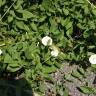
[0,0,96,95]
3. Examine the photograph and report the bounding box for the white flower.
[51,50,58,57]
[51,47,59,57]
[0,49,2,55]
[34,92,40,96]
[41,36,52,46]
[89,54,96,64]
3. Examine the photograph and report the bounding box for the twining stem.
[86,0,96,9]
[42,56,51,64]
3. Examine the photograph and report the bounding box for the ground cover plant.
[0,0,96,95]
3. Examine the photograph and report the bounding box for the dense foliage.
[0,0,96,95]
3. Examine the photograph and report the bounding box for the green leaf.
[79,86,94,94]
[25,48,33,60]
[83,30,89,38]
[77,68,85,75]
[23,11,34,19]
[8,16,13,23]
[63,88,69,96]
[93,88,96,94]
[92,9,96,16]
[63,8,69,16]
[77,23,85,29]
[15,21,30,31]
[4,54,13,64]
[12,52,20,61]
[65,22,72,30]
[14,0,23,10]
[7,29,19,36]
[43,74,53,82]
[39,16,46,22]
[61,18,70,27]
[2,0,6,6]
[35,54,42,70]
[9,10,16,17]
[91,64,96,69]
[89,21,95,29]
[0,0,5,8]
[66,27,73,38]
[7,62,21,72]
[54,62,61,68]
[10,10,27,21]
[84,6,89,14]
[15,21,25,30]
[23,24,30,31]
[49,18,57,33]
[43,66,57,74]
[30,22,37,31]
[71,70,83,80]
[76,0,85,3]
[64,73,72,82]
[17,10,34,19]
[39,82,46,93]
[0,0,2,8]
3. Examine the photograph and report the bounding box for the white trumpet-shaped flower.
[0,49,2,55]
[89,54,96,64]
[41,36,52,46]
[51,46,59,57]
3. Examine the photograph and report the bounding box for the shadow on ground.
[0,78,33,96]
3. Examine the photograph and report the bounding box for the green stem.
[86,0,96,9]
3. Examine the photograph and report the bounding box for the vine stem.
[42,56,52,64]
[0,0,17,21]
[86,0,96,9]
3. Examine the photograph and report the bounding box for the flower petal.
[51,47,59,57]
[89,54,96,64]
[41,36,52,46]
